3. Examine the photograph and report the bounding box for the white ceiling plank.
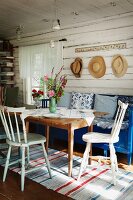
[0,0,133,38]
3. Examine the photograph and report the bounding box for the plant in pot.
[44,66,67,113]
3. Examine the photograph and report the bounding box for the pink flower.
[48,90,55,97]
[44,75,48,82]
[43,66,67,101]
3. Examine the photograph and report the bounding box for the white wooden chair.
[0,106,52,191]
[77,100,128,185]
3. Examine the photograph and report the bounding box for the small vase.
[49,97,57,113]
[33,97,40,108]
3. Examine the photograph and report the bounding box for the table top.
[25,108,108,130]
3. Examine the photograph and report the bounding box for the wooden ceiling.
[0,0,133,39]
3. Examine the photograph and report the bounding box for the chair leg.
[41,143,52,178]
[3,145,12,182]
[114,149,118,172]
[77,142,90,181]
[109,143,117,185]
[27,146,30,167]
[21,147,25,191]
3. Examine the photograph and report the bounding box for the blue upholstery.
[94,94,118,119]
[93,106,133,165]
[57,92,72,108]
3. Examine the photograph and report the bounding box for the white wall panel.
[12,13,133,100]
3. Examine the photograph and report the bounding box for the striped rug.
[2,145,133,200]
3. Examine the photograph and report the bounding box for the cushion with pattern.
[71,92,94,109]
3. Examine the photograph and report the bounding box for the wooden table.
[25,111,107,177]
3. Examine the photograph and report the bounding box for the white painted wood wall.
[11,13,133,104]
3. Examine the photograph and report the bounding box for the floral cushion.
[81,93,94,109]
[71,92,94,109]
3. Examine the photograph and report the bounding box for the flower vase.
[33,97,40,108]
[49,97,57,113]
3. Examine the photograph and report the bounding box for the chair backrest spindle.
[0,106,27,144]
[111,100,128,141]
[14,112,21,143]
[0,107,11,140]
[42,99,50,108]
[7,112,15,142]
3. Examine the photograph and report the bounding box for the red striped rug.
[6,145,133,199]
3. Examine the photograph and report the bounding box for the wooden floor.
[0,165,71,200]
[0,140,132,200]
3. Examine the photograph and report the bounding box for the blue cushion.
[94,94,118,119]
[57,92,72,108]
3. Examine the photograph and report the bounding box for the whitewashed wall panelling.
[13,47,23,105]
[63,17,133,95]
[11,13,133,101]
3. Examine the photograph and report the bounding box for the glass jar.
[49,97,57,113]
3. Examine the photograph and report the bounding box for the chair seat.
[82,132,119,143]
[6,133,46,147]
[0,106,52,191]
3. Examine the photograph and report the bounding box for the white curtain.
[19,42,63,103]
[19,42,63,78]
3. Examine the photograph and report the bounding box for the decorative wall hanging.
[111,54,128,78]
[88,56,106,78]
[70,57,83,78]
[75,43,126,53]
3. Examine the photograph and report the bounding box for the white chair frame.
[77,100,128,185]
[0,106,52,191]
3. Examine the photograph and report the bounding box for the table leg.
[26,121,29,133]
[88,124,93,164]
[68,124,74,177]
[45,125,49,152]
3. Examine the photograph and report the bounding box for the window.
[32,53,43,91]
[19,42,63,104]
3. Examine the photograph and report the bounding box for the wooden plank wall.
[63,14,133,95]
[13,47,23,105]
[11,13,133,103]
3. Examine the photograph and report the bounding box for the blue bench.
[33,92,133,165]
[92,106,133,165]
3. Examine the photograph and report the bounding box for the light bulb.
[50,40,55,48]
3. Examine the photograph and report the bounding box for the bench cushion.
[94,94,118,119]
[94,117,129,129]
[71,92,94,109]
[118,95,133,120]
[57,92,72,108]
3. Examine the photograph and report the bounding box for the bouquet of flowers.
[44,66,67,102]
[32,89,44,99]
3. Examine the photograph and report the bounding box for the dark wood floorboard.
[0,165,71,200]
